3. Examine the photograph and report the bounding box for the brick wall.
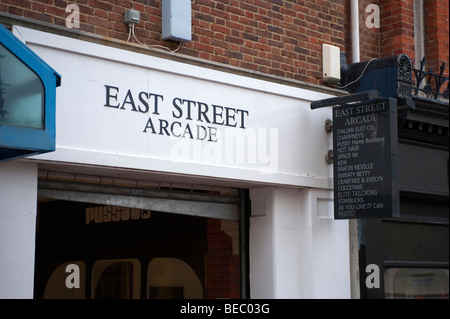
[379,0,415,59]
[424,0,449,77]
[356,0,448,75]
[0,0,346,86]
[206,218,240,299]
[357,0,381,60]
[353,0,416,62]
[0,1,447,89]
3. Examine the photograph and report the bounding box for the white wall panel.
[0,161,38,298]
[14,26,335,189]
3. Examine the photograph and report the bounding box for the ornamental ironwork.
[412,57,449,103]
[398,54,413,83]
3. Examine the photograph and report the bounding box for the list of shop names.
[333,101,391,219]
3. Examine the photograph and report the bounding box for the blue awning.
[0,23,61,161]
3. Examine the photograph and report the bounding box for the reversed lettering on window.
[85,205,151,224]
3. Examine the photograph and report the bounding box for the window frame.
[0,23,61,161]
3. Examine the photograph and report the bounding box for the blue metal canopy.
[0,23,61,161]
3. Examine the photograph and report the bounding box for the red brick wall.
[355,0,416,62]
[0,0,345,86]
[344,0,383,63]
[1,1,447,84]
[206,218,240,299]
[379,0,415,59]
[356,0,448,73]
[424,0,449,77]
[358,0,381,60]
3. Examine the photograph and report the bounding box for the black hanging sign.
[333,98,399,219]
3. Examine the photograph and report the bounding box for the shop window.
[36,200,245,299]
[385,268,449,299]
[0,43,44,129]
[91,259,140,299]
[147,258,203,299]
[0,23,60,161]
[43,261,86,299]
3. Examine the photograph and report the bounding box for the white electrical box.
[162,0,192,43]
[322,44,341,84]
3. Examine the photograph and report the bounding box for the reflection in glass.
[0,43,44,129]
[43,261,86,299]
[147,257,204,299]
[385,268,449,299]
[92,259,140,299]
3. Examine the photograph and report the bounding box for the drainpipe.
[351,0,360,63]
[350,0,361,301]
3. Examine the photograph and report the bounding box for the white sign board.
[15,26,335,188]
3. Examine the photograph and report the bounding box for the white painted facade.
[0,26,353,299]
[0,161,38,299]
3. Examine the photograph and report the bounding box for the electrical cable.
[127,23,183,53]
[126,24,132,42]
[336,58,377,89]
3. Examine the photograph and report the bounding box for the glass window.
[0,43,44,129]
[91,259,141,299]
[147,258,203,299]
[385,268,449,299]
